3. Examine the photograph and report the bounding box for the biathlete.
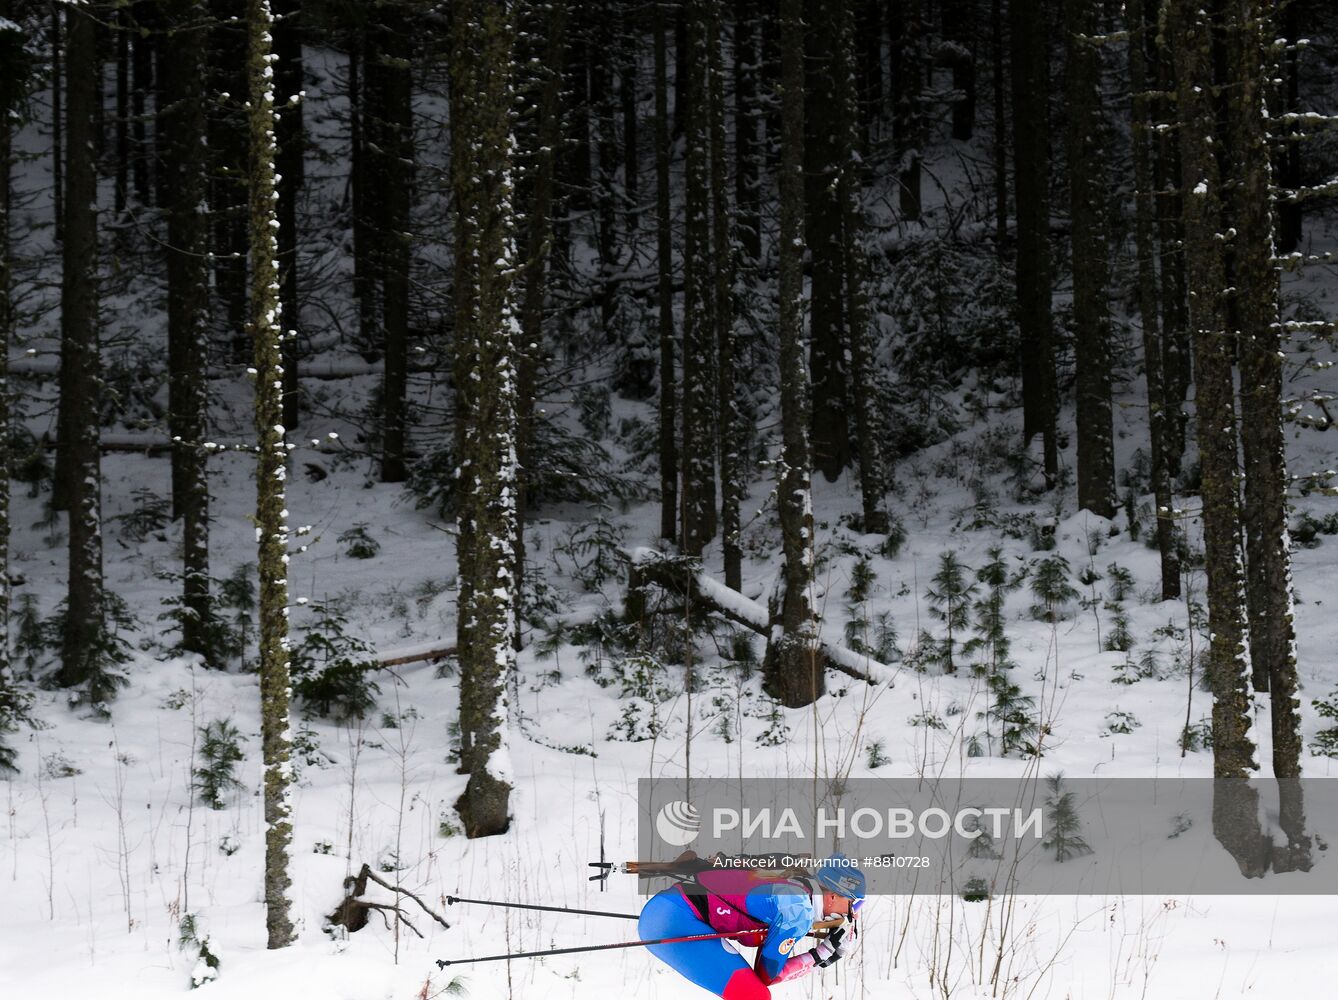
[638,853,865,999]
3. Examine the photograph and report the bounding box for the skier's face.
[821,890,852,917]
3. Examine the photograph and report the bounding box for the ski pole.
[435,928,766,968]
[445,895,640,920]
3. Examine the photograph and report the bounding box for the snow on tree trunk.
[835,0,889,536]
[0,1,14,693]
[450,0,520,839]
[764,0,825,708]
[55,1,107,705]
[1169,0,1269,878]
[247,0,296,948]
[1221,0,1309,871]
[681,0,718,557]
[708,0,743,591]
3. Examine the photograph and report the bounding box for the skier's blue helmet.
[815,853,866,911]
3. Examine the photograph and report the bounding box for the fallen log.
[327,862,453,936]
[624,548,895,685]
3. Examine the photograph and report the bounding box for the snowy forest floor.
[4,266,1338,997]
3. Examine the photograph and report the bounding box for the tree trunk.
[114,7,128,215]
[450,0,519,840]
[162,0,214,665]
[274,0,304,429]
[0,2,14,690]
[1274,0,1301,254]
[50,4,63,241]
[375,8,413,484]
[733,0,760,263]
[1221,0,1308,869]
[709,0,742,591]
[210,0,250,363]
[55,2,106,701]
[1009,0,1056,484]
[515,0,569,645]
[654,2,678,546]
[1128,0,1181,600]
[942,0,975,140]
[1066,0,1115,518]
[991,0,1007,254]
[891,0,923,220]
[1169,0,1269,877]
[247,0,295,948]
[806,0,851,481]
[619,2,639,233]
[836,0,888,534]
[681,0,717,556]
[1154,15,1190,477]
[765,0,825,708]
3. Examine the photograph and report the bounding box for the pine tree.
[162,0,214,666]
[1168,0,1268,876]
[450,0,520,839]
[926,552,976,674]
[764,0,825,708]
[247,0,296,947]
[1065,0,1115,518]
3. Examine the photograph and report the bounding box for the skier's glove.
[811,924,850,968]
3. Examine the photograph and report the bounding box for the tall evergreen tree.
[450,0,520,839]
[654,1,678,545]
[764,0,825,708]
[1128,0,1181,599]
[247,0,296,948]
[805,0,851,479]
[1065,0,1116,518]
[1010,0,1057,484]
[708,0,743,590]
[680,0,717,556]
[162,0,214,664]
[1221,0,1308,869]
[1169,0,1268,877]
[55,1,112,708]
